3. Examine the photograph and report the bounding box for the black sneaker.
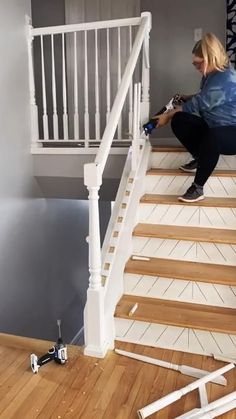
[178,183,204,203]
[179,159,198,173]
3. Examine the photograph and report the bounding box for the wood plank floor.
[1,334,236,418]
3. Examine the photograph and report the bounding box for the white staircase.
[114,146,236,358]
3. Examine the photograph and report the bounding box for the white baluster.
[137,82,141,137]
[95,29,100,140]
[74,31,79,140]
[62,33,69,139]
[117,27,122,139]
[128,25,133,134]
[140,11,152,125]
[40,35,49,140]
[132,82,142,172]
[132,83,138,171]
[26,16,39,143]
[84,30,90,146]
[106,28,111,125]
[51,34,59,140]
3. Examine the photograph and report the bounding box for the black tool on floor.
[142,94,183,136]
[30,319,68,373]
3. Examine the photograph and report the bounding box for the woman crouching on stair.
[155,32,236,203]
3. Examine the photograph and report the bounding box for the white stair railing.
[84,12,151,357]
[27,15,146,145]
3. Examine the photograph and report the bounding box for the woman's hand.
[152,113,172,127]
[152,106,182,128]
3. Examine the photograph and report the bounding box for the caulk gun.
[30,319,67,373]
[142,94,183,136]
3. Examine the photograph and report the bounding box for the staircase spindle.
[62,33,69,139]
[117,27,122,139]
[84,30,90,146]
[106,28,111,125]
[40,35,49,140]
[128,26,133,135]
[26,16,39,142]
[141,11,151,124]
[95,29,101,140]
[51,34,59,140]
[74,31,79,140]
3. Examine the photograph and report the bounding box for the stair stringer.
[102,140,151,349]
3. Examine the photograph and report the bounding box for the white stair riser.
[138,203,236,230]
[132,236,236,266]
[115,318,236,358]
[145,174,236,197]
[124,273,236,308]
[151,152,236,170]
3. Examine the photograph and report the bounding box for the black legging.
[171,112,236,186]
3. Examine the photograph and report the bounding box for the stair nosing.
[147,168,236,177]
[151,146,186,152]
[133,223,236,244]
[125,256,236,286]
[140,194,236,208]
[115,295,236,335]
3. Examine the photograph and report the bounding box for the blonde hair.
[192,33,229,73]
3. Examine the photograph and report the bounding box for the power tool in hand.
[142,94,183,136]
[30,319,68,373]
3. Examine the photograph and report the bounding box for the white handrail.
[31,17,141,37]
[94,13,151,174]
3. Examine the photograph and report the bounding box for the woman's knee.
[171,112,185,132]
[170,112,192,138]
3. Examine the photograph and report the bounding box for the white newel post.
[25,15,39,144]
[140,12,152,126]
[84,163,109,357]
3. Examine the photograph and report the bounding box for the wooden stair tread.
[115,295,236,334]
[133,223,236,244]
[125,257,236,286]
[152,146,186,152]
[141,194,236,208]
[147,168,236,177]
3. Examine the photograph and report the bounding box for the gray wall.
[141,0,226,142]
[0,0,111,344]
